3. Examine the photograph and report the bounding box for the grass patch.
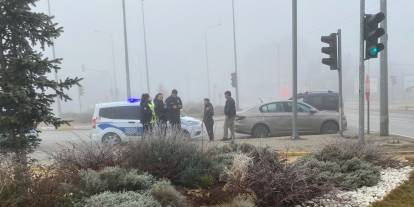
[371,170,414,207]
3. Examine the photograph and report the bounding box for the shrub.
[296,142,383,190]
[245,148,331,207]
[314,141,398,168]
[223,153,253,195]
[0,158,79,207]
[79,167,155,196]
[150,180,185,207]
[123,136,220,188]
[217,195,256,207]
[51,140,123,170]
[81,191,161,207]
[79,169,108,195]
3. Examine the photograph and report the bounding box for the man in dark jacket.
[165,89,183,129]
[203,98,214,141]
[223,91,236,140]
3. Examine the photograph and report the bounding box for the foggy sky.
[33,0,414,113]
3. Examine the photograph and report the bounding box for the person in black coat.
[223,91,236,140]
[153,93,167,134]
[165,89,182,129]
[203,98,214,141]
[140,93,154,135]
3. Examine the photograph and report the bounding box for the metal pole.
[141,0,151,93]
[204,31,211,99]
[204,24,221,99]
[110,35,119,101]
[47,0,62,116]
[231,0,240,109]
[291,0,299,139]
[367,85,370,134]
[380,0,389,136]
[78,86,82,113]
[337,29,344,136]
[122,0,132,98]
[277,44,281,98]
[359,0,366,143]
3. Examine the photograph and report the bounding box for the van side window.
[323,96,338,111]
[99,106,140,120]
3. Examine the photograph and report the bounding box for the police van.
[91,100,202,143]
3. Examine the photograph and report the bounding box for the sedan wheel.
[252,124,270,138]
[321,121,339,134]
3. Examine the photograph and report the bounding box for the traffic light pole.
[380,0,389,136]
[291,0,299,139]
[337,29,344,137]
[359,0,366,143]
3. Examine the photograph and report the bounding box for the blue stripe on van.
[97,123,143,136]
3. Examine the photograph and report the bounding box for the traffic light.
[231,72,237,88]
[364,12,385,60]
[321,33,338,70]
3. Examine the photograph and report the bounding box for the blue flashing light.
[127,97,140,103]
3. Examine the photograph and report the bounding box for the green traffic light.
[369,47,378,56]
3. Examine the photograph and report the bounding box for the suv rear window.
[99,106,140,120]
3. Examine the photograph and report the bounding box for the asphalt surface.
[34,109,414,161]
[344,108,414,138]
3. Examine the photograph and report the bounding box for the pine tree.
[0,0,81,202]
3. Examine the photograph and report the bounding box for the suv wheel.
[102,133,121,145]
[252,124,270,138]
[321,121,339,134]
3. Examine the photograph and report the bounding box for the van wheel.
[182,130,191,139]
[102,133,121,145]
[321,121,339,134]
[252,124,270,138]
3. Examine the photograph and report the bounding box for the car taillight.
[92,117,100,129]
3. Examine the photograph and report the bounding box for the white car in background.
[91,100,202,143]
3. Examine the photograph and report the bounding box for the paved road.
[345,108,414,138]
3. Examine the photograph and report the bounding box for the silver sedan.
[235,101,346,137]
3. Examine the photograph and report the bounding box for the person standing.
[203,98,214,141]
[153,93,167,134]
[140,93,154,136]
[223,91,236,140]
[165,89,183,129]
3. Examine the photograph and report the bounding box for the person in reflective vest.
[140,93,154,136]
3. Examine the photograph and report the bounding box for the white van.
[91,101,202,143]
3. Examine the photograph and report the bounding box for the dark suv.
[292,91,339,111]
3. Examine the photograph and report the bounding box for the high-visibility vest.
[148,101,156,124]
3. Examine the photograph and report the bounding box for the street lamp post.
[47,0,62,116]
[205,24,222,99]
[122,0,132,98]
[291,0,299,139]
[140,0,151,94]
[231,0,240,109]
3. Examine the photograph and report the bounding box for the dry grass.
[371,170,414,207]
